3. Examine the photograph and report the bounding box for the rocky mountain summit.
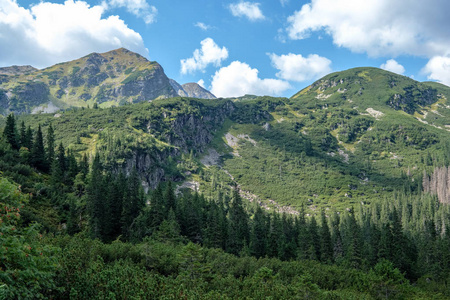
[169,79,216,99]
[0,48,180,114]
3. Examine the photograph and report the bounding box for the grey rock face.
[181,83,216,99]
[120,100,235,189]
[169,79,216,99]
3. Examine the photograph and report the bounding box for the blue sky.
[1,0,450,98]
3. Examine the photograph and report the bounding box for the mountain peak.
[169,79,216,99]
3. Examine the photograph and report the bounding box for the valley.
[1,50,450,299]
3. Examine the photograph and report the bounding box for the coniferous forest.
[1,108,450,299]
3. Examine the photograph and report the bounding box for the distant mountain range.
[0,48,215,115]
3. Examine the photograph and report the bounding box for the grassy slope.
[198,68,450,212]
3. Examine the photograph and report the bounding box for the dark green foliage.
[3,113,19,149]
[30,124,46,171]
[227,187,249,255]
[121,167,145,240]
[46,123,55,169]
[320,210,333,264]
[250,206,267,258]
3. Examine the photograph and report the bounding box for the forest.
[1,110,450,299]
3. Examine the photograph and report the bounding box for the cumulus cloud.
[0,0,147,68]
[423,56,450,86]
[380,59,405,75]
[286,0,450,58]
[194,22,211,31]
[197,79,205,88]
[269,53,332,82]
[210,61,291,98]
[229,2,265,21]
[180,38,228,74]
[104,0,157,24]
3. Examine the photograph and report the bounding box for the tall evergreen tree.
[46,123,55,170]
[320,209,333,263]
[227,186,249,255]
[164,181,176,214]
[309,216,321,260]
[121,167,145,240]
[25,126,33,150]
[250,206,268,258]
[30,125,46,171]
[3,113,19,149]
[150,184,165,230]
[86,154,105,240]
[19,121,26,148]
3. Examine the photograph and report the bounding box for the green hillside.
[3,67,448,213]
[1,67,450,298]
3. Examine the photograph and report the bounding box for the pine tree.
[309,216,321,260]
[227,186,249,255]
[86,154,105,240]
[320,209,333,263]
[250,206,268,258]
[25,126,33,150]
[46,123,55,171]
[3,113,19,149]
[30,125,46,171]
[203,200,225,249]
[121,167,145,240]
[150,184,165,230]
[164,181,176,214]
[297,206,311,260]
[19,121,26,148]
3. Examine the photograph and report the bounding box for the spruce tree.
[19,121,26,148]
[320,209,333,263]
[30,125,46,171]
[227,186,249,255]
[25,126,33,150]
[121,167,145,240]
[250,206,268,258]
[46,123,55,171]
[86,154,105,240]
[3,113,19,149]
[164,181,176,214]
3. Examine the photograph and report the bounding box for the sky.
[1,0,450,98]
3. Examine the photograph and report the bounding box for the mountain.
[0,48,178,114]
[169,79,216,99]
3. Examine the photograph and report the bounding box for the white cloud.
[104,0,157,24]
[197,79,205,88]
[0,0,147,68]
[229,2,265,21]
[380,59,405,75]
[423,56,450,86]
[194,22,211,31]
[286,0,450,58]
[210,61,291,98]
[180,38,228,74]
[280,0,289,7]
[269,53,332,82]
